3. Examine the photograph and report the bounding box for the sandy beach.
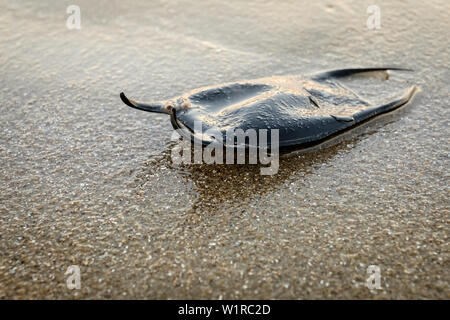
[0,0,448,299]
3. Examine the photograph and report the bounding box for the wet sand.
[0,0,448,299]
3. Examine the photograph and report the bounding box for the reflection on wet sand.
[136,104,411,215]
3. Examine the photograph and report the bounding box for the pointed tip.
[120,92,135,108]
[388,67,414,72]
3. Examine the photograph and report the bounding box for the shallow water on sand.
[0,0,448,298]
